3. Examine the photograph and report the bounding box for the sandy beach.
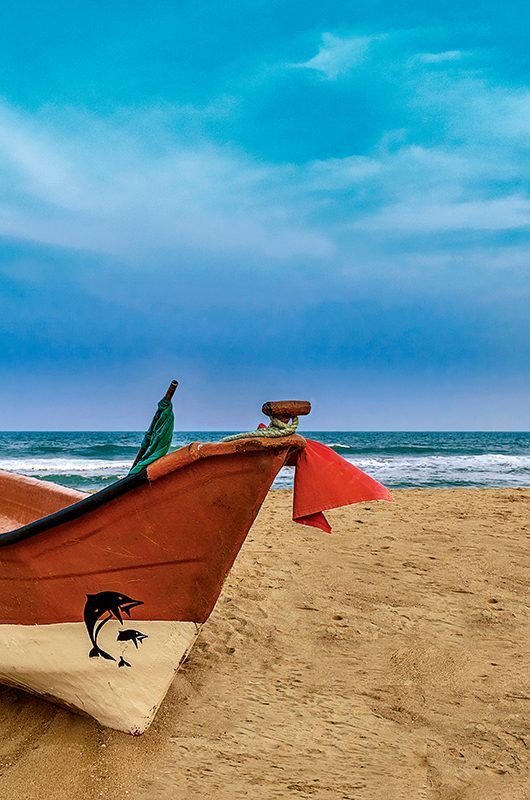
[0,487,528,800]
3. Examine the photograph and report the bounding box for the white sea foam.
[0,458,131,476]
[1,449,529,490]
[272,453,530,489]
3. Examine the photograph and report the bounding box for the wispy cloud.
[1,11,529,426]
[417,50,465,64]
[0,103,333,263]
[1,43,530,274]
[352,195,530,233]
[291,33,379,79]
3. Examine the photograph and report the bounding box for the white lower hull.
[0,619,201,733]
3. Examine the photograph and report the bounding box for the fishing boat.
[0,395,391,734]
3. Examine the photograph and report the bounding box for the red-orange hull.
[0,437,304,625]
[0,436,304,732]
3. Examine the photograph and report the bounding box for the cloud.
[417,50,465,64]
[0,103,333,263]
[2,43,530,284]
[295,62,530,243]
[352,195,530,233]
[1,19,529,428]
[291,33,377,79]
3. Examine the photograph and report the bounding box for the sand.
[0,487,529,800]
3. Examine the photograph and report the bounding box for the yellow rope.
[222,416,299,442]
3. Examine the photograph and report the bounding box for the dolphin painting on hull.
[83,591,143,661]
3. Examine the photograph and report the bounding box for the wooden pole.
[131,380,178,469]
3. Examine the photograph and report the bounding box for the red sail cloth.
[293,439,393,533]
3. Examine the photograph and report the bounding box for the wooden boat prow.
[146,432,306,480]
[0,427,306,733]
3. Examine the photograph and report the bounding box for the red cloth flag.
[293,439,393,533]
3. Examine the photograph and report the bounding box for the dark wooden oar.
[131,379,179,470]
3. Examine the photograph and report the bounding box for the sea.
[0,431,528,493]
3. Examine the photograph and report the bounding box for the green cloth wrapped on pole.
[129,397,175,474]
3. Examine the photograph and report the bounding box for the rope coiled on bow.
[222,416,299,442]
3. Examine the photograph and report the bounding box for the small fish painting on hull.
[83,591,144,663]
[117,629,148,649]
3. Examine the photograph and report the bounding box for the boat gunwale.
[0,434,305,548]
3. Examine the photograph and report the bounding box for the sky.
[0,1,529,430]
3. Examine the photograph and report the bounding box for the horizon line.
[0,429,529,435]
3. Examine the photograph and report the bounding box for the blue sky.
[0,1,529,430]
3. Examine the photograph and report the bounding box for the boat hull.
[0,436,304,732]
[0,619,201,733]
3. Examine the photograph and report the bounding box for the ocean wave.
[12,444,141,459]
[272,453,530,490]
[352,453,530,470]
[37,473,127,492]
[348,454,530,489]
[325,444,526,457]
[1,431,529,491]
[0,458,132,475]
[71,445,140,459]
